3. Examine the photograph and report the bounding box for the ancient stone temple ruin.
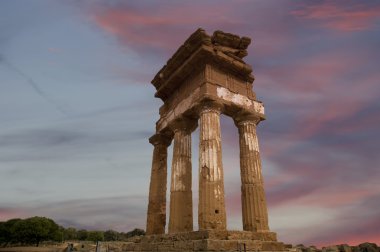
[125,29,285,252]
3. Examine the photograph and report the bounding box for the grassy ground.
[0,242,106,252]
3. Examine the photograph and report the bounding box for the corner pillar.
[168,118,197,233]
[235,115,269,232]
[146,134,172,235]
[198,102,227,230]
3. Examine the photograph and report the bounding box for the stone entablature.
[152,29,253,100]
[153,29,264,136]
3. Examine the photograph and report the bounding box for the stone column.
[198,103,227,230]
[168,119,197,233]
[235,116,269,232]
[146,134,172,235]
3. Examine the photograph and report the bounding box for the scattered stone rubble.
[291,243,380,252]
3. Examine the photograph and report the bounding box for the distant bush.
[0,216,145,245]
[0,217,61,247]
[76,229,88,241]
[104,230,119,241]
[126,228,145,238]
[87,231,104,242]
[0,219,22,245]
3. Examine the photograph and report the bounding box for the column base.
[123,230,286,251]
[146,212,166,235]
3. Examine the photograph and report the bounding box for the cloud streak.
[88,1,237,58]
[291,1,380,32]
[0,54,69,116]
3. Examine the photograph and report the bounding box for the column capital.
[149,133,172,147]
[197,100,224,115]
[233,112,261,127]
[170,117,198,134]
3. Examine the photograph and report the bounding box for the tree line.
[0,216,145,247]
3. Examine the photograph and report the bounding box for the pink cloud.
[0,208,26,221]
[89,3,235,54]
[262,141,379,207]
[337,233,380,247]
[303,189,379,208]
[257,48,380,159]
[267,182,380,246]
[48,47,61,53]
[291,2,380,32]
[86,1,302,61]
[256,47,378,174]
[310,211,380,247]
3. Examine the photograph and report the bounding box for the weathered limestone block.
[262,241,287,251]
[169,119,197,233]
[213,28,248,50]
[211,30,251,59]
[193,240,208,251]
[152,28,211,90]
[146,134,172,235]
[207,239,239,251]
[235,116,269,232]
[227,230,277,241]
[172,240,195,251]
[198,103,227,230]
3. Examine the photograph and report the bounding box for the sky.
[0,0,380,247]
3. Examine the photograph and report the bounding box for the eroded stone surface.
[235,119,269,232]
[146,134,171,235]
[168,120,196,233]
[198,104,227,230]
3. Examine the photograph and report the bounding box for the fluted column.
[235,116,269,232]
[146,134,172,235]
[198,103,227,230]
[168,119,197,233]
